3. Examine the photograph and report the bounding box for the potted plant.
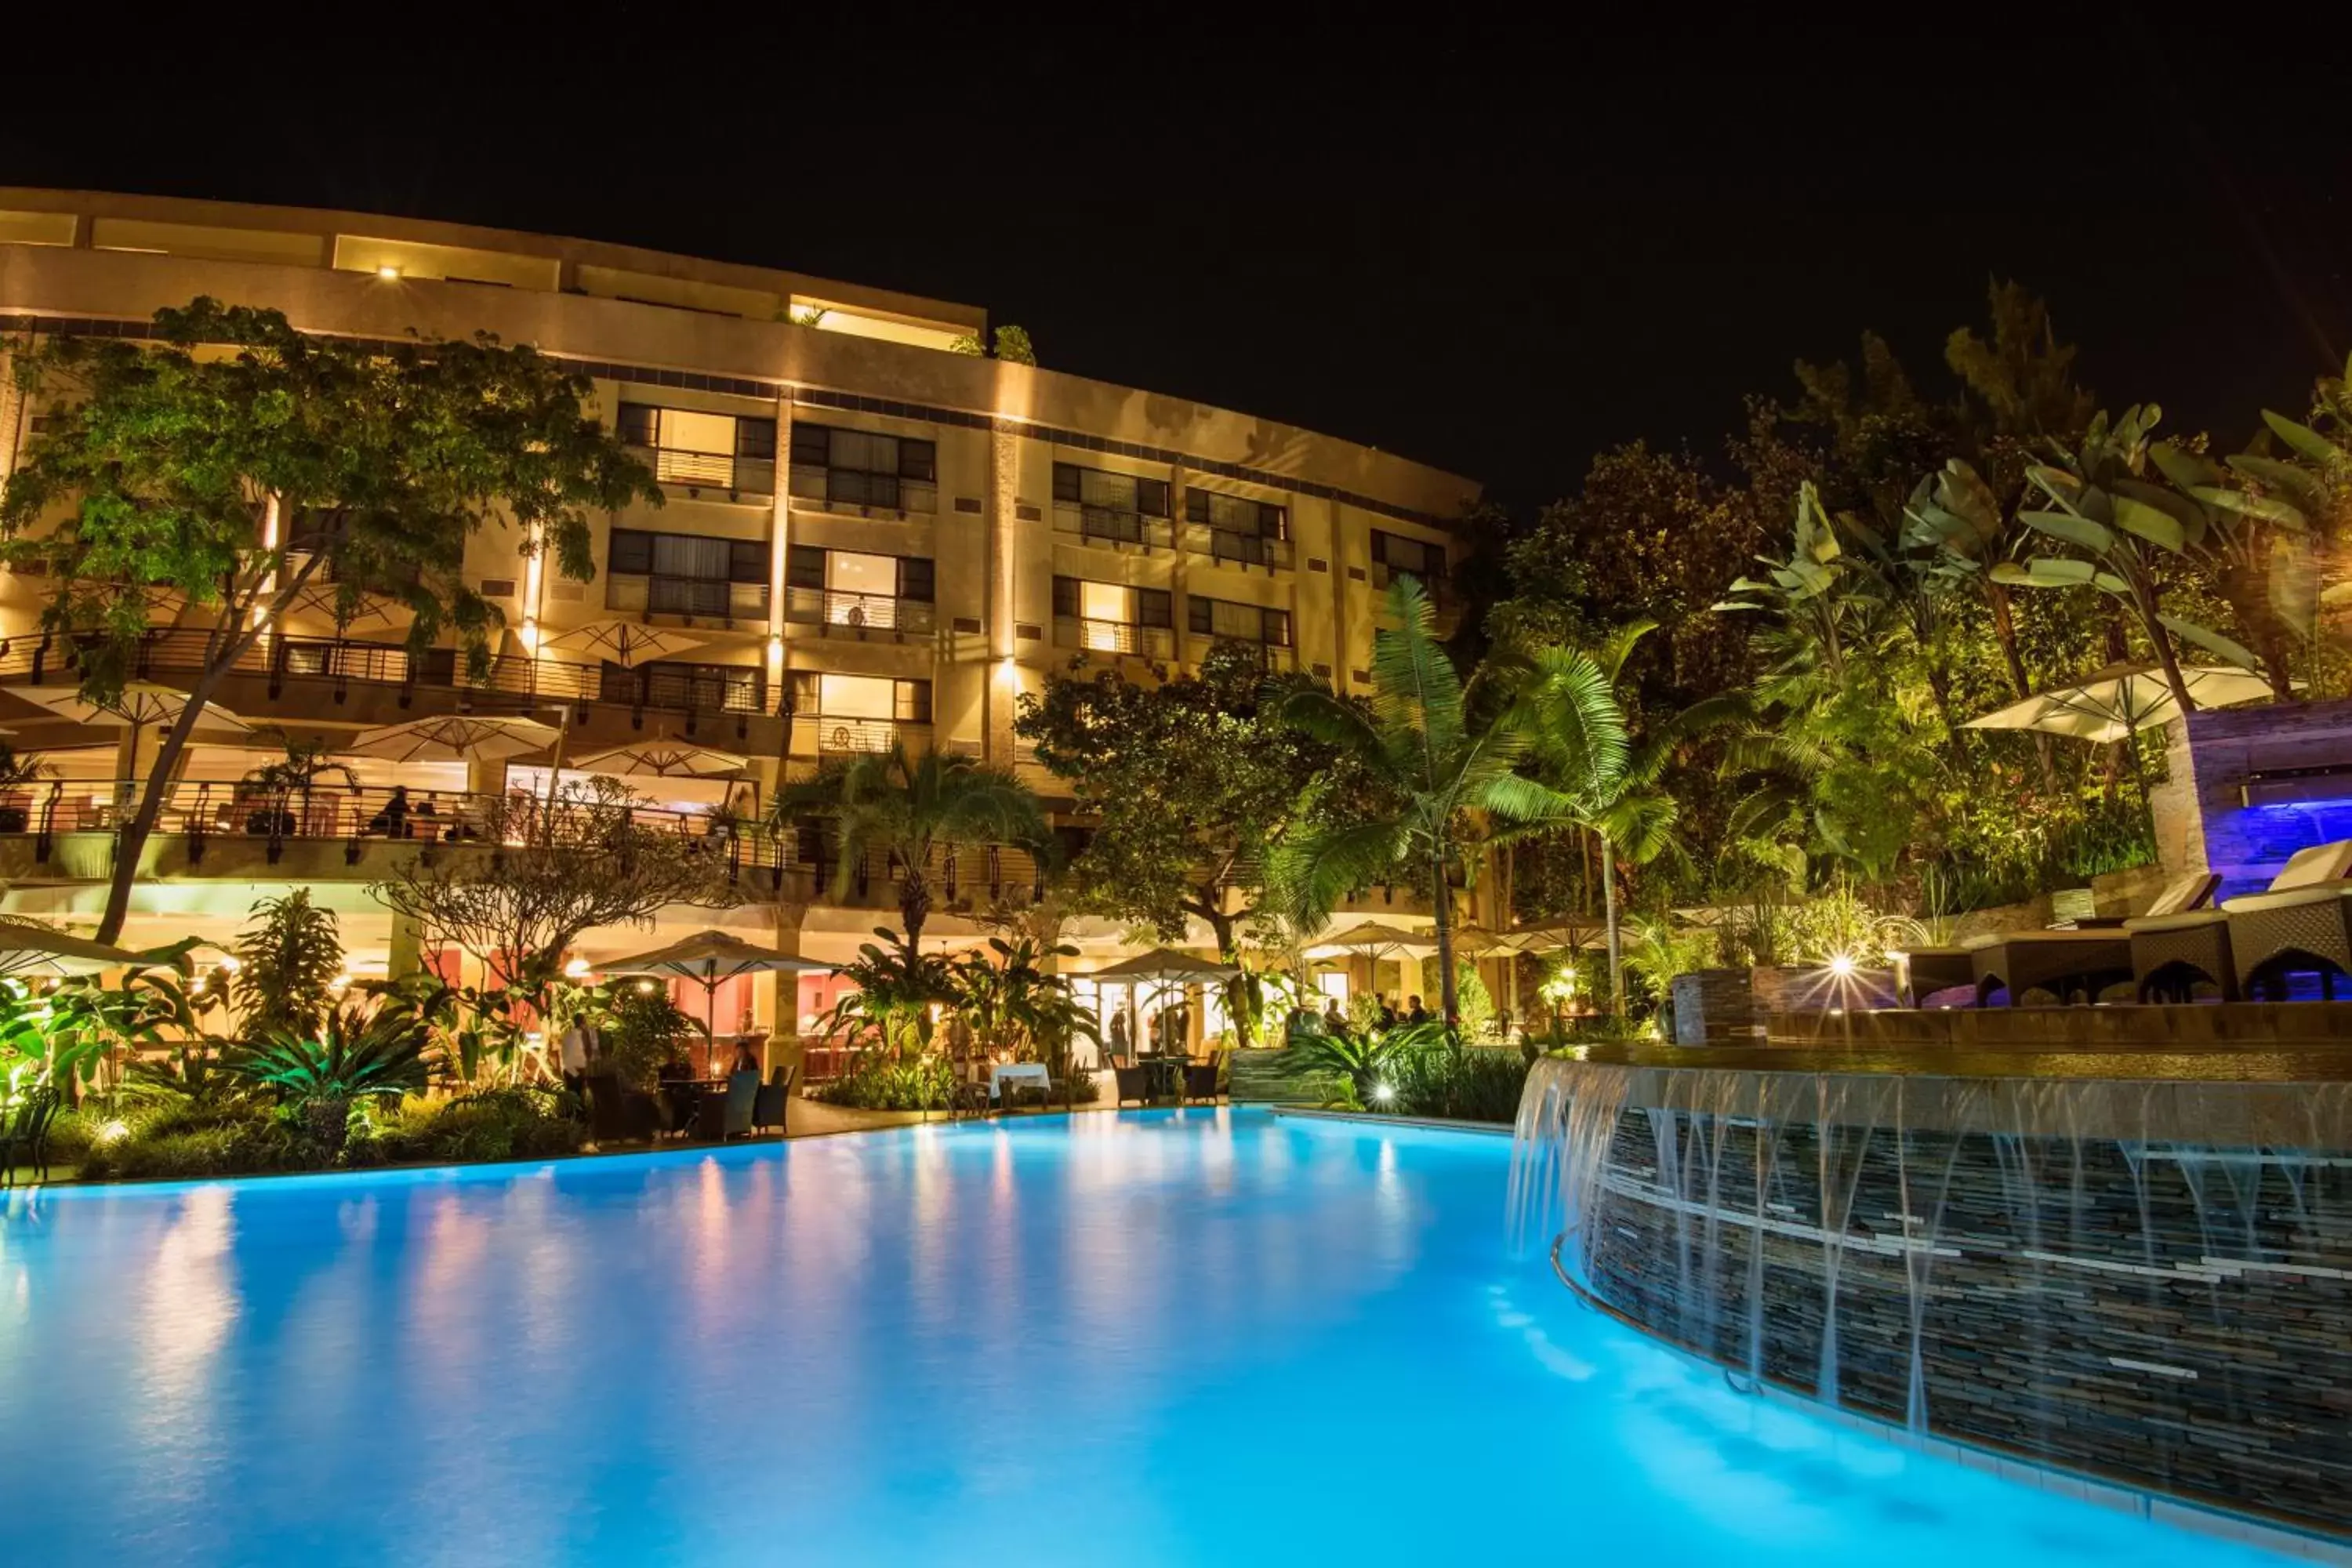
[0,743,53,833]
[239,738,361,837]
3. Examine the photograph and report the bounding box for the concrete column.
[985,421,1022,763]
[766,900,810,1080]
[387,909,424,981]
[1168,462,1190,666]
[764,390,791,698]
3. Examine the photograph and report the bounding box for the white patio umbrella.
[597,930,834,1042]
[1305,920,1439,964]
[0,919,166,981]
[1962,661,2276,746]
[572,740,749,779]
[346,714,559,764]
[540,619,705,667]
[2,682,251,782]
[1083,949,1240,1060]
[277,579,417,636]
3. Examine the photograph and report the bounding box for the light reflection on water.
[0,1109,2295,1566]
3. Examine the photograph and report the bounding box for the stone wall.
[1563,1082,2352,1540]
[2151,698,2352,897]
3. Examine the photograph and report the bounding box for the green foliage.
[233,889,343,1040]
[815,930,956,1057]
[948,325,1037,365]
[230,1004,432,1156]
[592,982,701,1090]
[948,935,1099,1078]
[776,743,1050,946]
[1384,1043,1530,1123]
[1016,642,1345,956]
[814,1052,956,1111]
[0,298,660,942]
[77,1105,305,1181]
[351,1088,584,1167]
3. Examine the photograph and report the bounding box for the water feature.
[1512,1051,2352,1549]
[0,1106,2310,1564]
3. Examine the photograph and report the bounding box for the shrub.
[1385,1045,1530,1123]
[77,1105,305,1180]
[814,1053,955,1111]
[354,1088,584,1167]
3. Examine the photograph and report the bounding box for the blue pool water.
[0,1109,2296,1565]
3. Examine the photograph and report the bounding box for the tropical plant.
[1269,577,1567,1023]
[0,298,659,943]
[229,1004,432,1158]
[590,982,702,1090]
[947,935,1100,1081]
[948,325,1037,365]
[1384,1040,1530,1122]
[813,1051,956,1112]
[233,889,343,1040]
[778,743,1051,949]
[814,930,957,1059]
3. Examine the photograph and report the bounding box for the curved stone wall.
[1511,1052,2352,1543]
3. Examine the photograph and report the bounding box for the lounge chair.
[1112,1065,1150,1107]
[0,1084,60,1186]
[2219,840,2352,1000]
[2122,872,2241,1002]
[751,1065,798,1134]
[1965,871,2220,1007]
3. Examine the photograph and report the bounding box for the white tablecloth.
[989,1062,1052,1100]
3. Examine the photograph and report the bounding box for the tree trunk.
[1985,581,2056,787]
[1430,845,1459,1028]
[2136,584,2198,718]
[95,663,230,944]
[898,862,931,949]
[1602,829,1624,1018]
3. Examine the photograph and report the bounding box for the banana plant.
[1903,458,2039,702]
[1715,483,1885,694]
[1994,405,2243,715]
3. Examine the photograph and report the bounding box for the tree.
[775,743,1051,949]
[372,779,735,1002]
[234,888,344,1041]
[1269,578,1567,1025]
[0,299,659,942]
[1014,642,1337,958]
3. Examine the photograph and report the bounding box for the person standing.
[1108,1007,1131,1065]
[558,1015,592,1102]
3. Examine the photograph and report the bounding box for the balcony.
[630,445,775,501]
[1053,503,1173,553]
[1183,523,1292,572]
[792,716,931,757]
[783,587,935,644]
[606,573,770,627]
[1188,635,1294,673]
[789,465,936,519]
[1053,617,1174,660]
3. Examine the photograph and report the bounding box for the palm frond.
[1271,818,1412,929]
[1366,577,1466,768]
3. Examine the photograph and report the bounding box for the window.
[1053,577,1171,627]
[604,659,766,714]
[1185,490,1289,566]
[789,673,933,724]
[1370,529,1446,583]
[608,528,768,619]
[784,546,935,633]
[616,404,777,491]
[1052,463,1171,546]
[1187,596,1291,647]
[789,422,938,512]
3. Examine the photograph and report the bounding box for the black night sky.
[8,13,2347,510]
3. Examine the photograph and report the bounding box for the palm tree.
[774,742,1051,947]
[1513,621,1684,1015]
[1268,578,1567,1025]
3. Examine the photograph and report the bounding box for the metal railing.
[789,464,936,517]
[792,717,929,757]
[1182,523,1293,571]
[634,447,775,497]
[782,587,935,642]
[1053,503,1173,551]
[9,630,769,725]
[605,574,770,626]
[1188,635,1294,672]
[1053,617,1174,659]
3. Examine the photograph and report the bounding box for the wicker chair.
[1970,872,2220,1007]
[2220,841,2352,1000]
[751,1065,799,1134]
[1112,1065,1151,1107]
[2121,873,2231,1001]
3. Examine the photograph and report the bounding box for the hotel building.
[0,189,1479,1039]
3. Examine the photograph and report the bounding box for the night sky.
[7,13,2347,510]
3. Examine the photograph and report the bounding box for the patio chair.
[1112,1065,1151,1107]
[0,1083,60,1186]
[2220,840,2352,1000]
[1182,1062,1223,1103]
[751,1065,798,1134]
[585,1075,659,1144]
[1968,870,2223,1007]
[695,1069,758,1140]
[2121,872,2241,1002]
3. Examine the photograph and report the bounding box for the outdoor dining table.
[1137,1054,1185,1102]
[989,1062,1051,1102]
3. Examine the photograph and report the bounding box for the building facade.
[0,189,1479,1036]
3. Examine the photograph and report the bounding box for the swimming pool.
[0,1109,2298,1565]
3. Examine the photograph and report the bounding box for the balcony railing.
[1053,617,1174,659]
[605,574,770,626]
[1053,503,1173,551]
[0,778,805,887]
[791,716,931,757]
[632,447,775,499]
[7,630,771,727]
[782,587,935,643]
[1188,635,1294,672]
[788,465,936,517]
[1182,524,1293,572]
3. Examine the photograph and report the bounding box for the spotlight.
[1828,953,1856,978]
[1372,1081,1396,1105]
[376,264,402,281]
[564,957,590,978]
